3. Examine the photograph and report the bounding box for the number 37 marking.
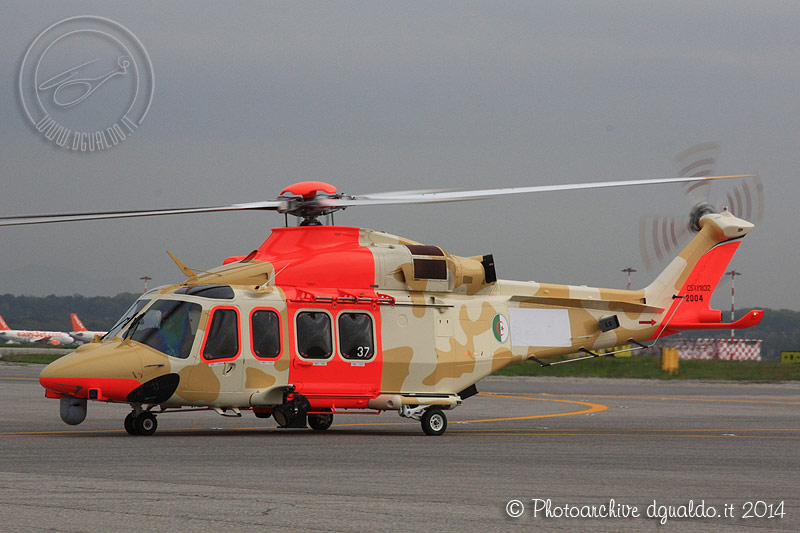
[356,346,371,358]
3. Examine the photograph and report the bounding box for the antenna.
[621,267,637,290]
[166,251,198,282]
[725,269,742,339]
[139,275,152,292]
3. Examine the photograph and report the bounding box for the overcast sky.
[1,1,798,312]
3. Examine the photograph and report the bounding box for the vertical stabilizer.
[644,210,762,335]
[70,313,88,332]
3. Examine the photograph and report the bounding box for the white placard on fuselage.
[509,308,573,348]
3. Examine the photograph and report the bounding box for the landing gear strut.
[124,410,158,436]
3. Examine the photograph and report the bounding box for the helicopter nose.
[39,342,144,402]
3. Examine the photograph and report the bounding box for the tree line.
[0,293,140,332]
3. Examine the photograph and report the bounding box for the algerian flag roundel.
[492,313,509,343]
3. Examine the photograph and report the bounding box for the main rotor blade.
[0,174,755,226]
[0,201,283,226]
[345,174,755,207]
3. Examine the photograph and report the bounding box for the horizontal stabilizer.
[667,309,763,332]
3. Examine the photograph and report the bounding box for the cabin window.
[296,311,332,359]
[124,300,201,359]
[338,312,374,360]
[413,258,447,280]
[202,308,240,361]
[406,245,444,256]
[251,309,281,359]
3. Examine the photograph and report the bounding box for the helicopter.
[0,176,763,436]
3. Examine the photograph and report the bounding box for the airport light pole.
[725,270,741,339]
[621,267,637,290]
[139,275,152,292]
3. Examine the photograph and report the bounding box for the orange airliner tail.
[70,313,88,332]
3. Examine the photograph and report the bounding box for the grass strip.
[495,356,800,381]
[1,353,66,364]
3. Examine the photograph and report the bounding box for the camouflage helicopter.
[0,177,763,436]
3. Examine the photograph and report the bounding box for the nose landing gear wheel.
[421,407,447,436]
[125,411,158,435]
[308,409,333,431]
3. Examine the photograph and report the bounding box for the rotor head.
[688,202,717,233]
[278,181,348,225]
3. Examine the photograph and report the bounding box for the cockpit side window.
[338,312,374,360]
[104,299,150,340]
[125,300,201,359]
[296,311,332,360]
[251,309,281,359]
[202,307,241,361]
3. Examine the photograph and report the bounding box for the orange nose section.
[39,344,143,402]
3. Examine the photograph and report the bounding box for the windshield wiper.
[120,313,145,340]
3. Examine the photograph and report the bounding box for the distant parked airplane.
[69,313,107,343]
[0,315,74,345]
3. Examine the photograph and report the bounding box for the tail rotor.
[640,143,764,272]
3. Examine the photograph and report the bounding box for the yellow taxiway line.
[1,394,604,437]
[481,391,800,406]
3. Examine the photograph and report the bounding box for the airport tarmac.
[2,361,799,532]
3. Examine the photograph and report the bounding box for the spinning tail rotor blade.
[641,142,718,272]
[721,174,764,223]
[639,142,764,272]
[639,215,690,271]
[675,142,719,207]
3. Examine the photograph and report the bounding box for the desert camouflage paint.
[40,210,761,421]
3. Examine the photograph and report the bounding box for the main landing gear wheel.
[421,408,447,436]
[308,409,333,431]
[124,412,136,435]
[125,411,158,436]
